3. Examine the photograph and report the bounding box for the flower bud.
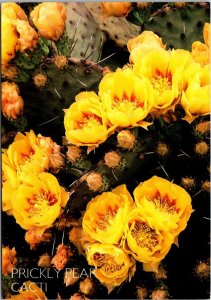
[2,82,24,120]
[51,244,73,271]
[30,3,67,41]
[79,278,95,295]
[64,269,80,287]
[175,2,186,7]
[195,141,209,156]
[2,65,17,80]
[156,143,169,157]
[202,181,210,193]
[38,253,51,268]
[67,146,82,163]
[2,246,17,276]
[50,144,65,173]
[33,73,47,88]
[137,2,151,9]
[54,55,68,69]
[195,121,210,135]
[117,130,136,149]
[181,177,195,191]
[70,293,89,300]
[86,172,103,192]
[104,151,121,168]
[151,288,169,300]
[101,2,132,17]
[195,261,210,279]
[154,265,167,281]
[136,286,148,299]
[16,20,38,52]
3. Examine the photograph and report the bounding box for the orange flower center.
[151,69,172,95]
[26,189,58,216]
[112,92,144,112]
[95,205,118,230]
[21,149,35,164]
[93,252,124,275]
[78,113,102,129]
[130,221,159,251]
[150,191,180,214]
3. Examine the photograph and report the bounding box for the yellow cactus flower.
[2,3,27,21]
[191,23,210,66]
[134,176,193,237]
[1,16,18,65]
[181,63,210,122]
[12,172,69,230]
[3,130,49,181]
[86,243,136,292]
[99,67,154,129]
[6,281,47,300]
[2,82,24,120]
[30,2,67,41]
[16,20,38,52]
[2,246,17,276]
[133,48,193,113]
[83,184,134,244]
[64,92,115,149]
[101,2,132,17]
[203,22,210,48]
[128,31,165,63]
[123,208,174,272]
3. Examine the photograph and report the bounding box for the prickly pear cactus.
[2,2,210,300]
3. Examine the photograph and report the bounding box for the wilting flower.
[2,82,24,119]
[64,269,80,287]
[38,253,52,268]
[86,243,136,292]
[101,2,132,17]
[25,226,52,249]
[191,23,210,66]
[99,67,154,129]
[123,208,174,272]
[6,281,47,300]
[1,16,18,65]
[83,185,134,244]
[64,92,115,149]
[127,31,165,63]
[181,62,210,122]
[134,176,193,237]
[12,172,69,230]
[16,20,38,52]
[2,246,17,276]
[51,244,73,271]
[30,2,67,41]
[133,48,193,113]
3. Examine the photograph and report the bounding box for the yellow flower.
[2,3,27,21]
[2,246,17,276]
[3,130,49,181]
[12,172,69,230]
[127,31,165,63]
[191,23,210,66]
[123,208,174,272]
[86,243,136,292]
[101,2,132,17]
[2,150,19,214]
[30,2,67,41]
[133,48,193,113]
[1,16,18,65]
[2,82,24,119]
[134,176,193,237]
[16,20,38,52]
[83,184,134,244]
[64,91,115,149]
[6,281,47,300]
[181,63,210,122]
[99,67,154,129]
